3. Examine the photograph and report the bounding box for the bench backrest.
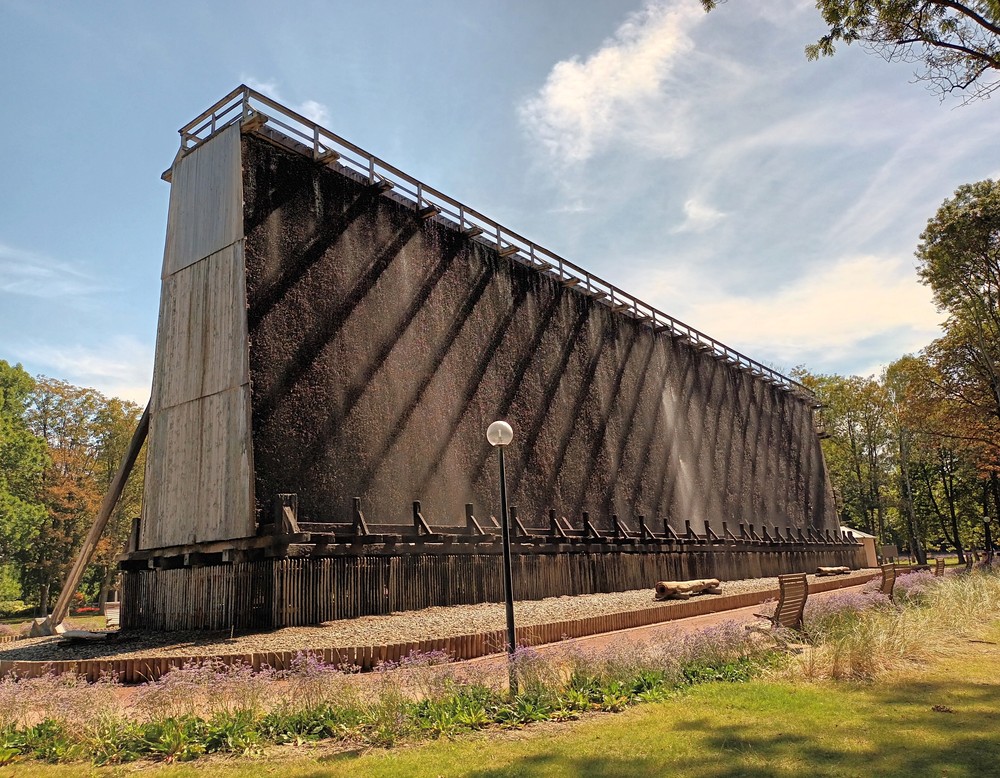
[880,563,896,598]
[774,573,809,630]
[934,558,945,577]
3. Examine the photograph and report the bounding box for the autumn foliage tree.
[0,369,145,613]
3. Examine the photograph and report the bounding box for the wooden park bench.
[750,573,808,637]
[880,562,896,600]
[934,558,945,577]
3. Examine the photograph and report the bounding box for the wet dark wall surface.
[242,135,838,533]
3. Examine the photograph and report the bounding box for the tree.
[702,1,1000,101]
[884,356,931,563]
[917,179,1000,524]
[798,371,894,540]
[0,361,47,601]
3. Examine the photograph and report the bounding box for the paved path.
[462,577,873,673]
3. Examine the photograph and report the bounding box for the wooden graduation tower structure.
[120,86,864,631]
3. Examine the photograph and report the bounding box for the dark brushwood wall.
[242,134,837,533]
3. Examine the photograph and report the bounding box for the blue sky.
[2,0,999,403]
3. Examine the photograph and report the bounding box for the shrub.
[0,601,30,619]
[894,570,937,603]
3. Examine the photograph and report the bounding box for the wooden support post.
[583,512,603,540]
[275,494,300,535]
[127,517,141,553]
[412,501,433,536]
[466,503,487,535]
[639,515,656,542]
[612,514,633,541]
[549,509,567,539]
[663,519,682,542]
[352,497,370,537]
[740,522,750,540]
[761,526,774,543]
[510,506,530,538]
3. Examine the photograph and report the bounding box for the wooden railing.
[168,85,814,398]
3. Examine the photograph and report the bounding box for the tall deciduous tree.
[0,361,47,599]
[917,179,1000,525]
[20,379,144,611]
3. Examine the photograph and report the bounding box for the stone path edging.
[0,572,878,683]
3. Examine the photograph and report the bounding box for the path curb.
[0,571,878,683]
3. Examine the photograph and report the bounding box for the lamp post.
[487,420,516,668]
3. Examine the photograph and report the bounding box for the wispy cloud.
[15,336,153,404]
[672,197,726,234]
[0,242,103,299]
[518,0,706,164]
[243,77,330,125]
[630,253,943,373]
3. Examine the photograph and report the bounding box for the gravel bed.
[0,570,875,664]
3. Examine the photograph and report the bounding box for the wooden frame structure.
[119,86,862,631]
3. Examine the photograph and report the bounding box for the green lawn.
[14,628,999,778]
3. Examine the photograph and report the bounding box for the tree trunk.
[97,566,113,615]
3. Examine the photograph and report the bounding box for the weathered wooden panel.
[151,243,249,412]
[142,121,252,552]
[141,384,253,548]
[161,124,242,277]
[121,544,869,631]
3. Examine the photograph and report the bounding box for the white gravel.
[0,570,874,663]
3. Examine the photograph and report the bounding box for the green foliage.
[706,1,1000,101]
[0,365,145,611]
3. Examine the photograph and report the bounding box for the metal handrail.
[173,85,812,397]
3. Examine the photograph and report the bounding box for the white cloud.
[631,253,943,369]
[243,77,330,126]
[519,0,706,163]
[672,197,726,233]
[15,337,153,404]
[296,99,330,126]
[0,243,102,298]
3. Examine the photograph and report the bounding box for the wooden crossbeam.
[465,503,487,536]
[549,509,568,539]
[583,512,603,540]
[412,501,433,535]
[351,497,370,537]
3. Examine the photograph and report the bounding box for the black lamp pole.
[498,445,516,656]
[487,420,517,695]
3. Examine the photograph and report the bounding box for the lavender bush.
[894,570,937,603]
[804,588,891,635]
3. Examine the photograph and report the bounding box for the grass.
[0,614,108,631]
[6,573,1000,776]
[11,627,1000,778]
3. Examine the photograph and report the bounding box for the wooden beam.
[412,501,433,535]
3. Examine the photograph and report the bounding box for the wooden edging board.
[0,571,879,683]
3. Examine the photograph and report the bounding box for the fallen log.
[654,578,722,601]
[815,566,851,576]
